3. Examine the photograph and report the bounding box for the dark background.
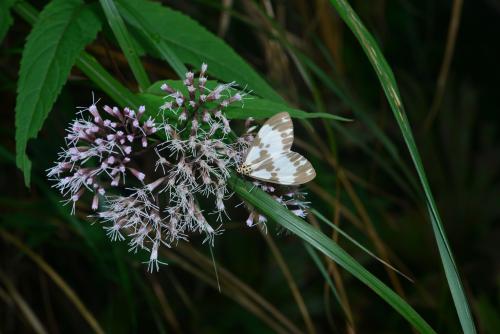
[1,0,499,333]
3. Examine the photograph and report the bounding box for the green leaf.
[228,174,436,334]
[13,2,142,110]
[0,0,16,43]
[15,0,102,186]
[99,0,150,90]
[225,97,351,122]
[143,79,350,122]
[327,0,477,332]
[115,0,283,103]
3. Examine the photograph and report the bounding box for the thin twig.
[424,0,464,131]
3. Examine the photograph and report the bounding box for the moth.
[237,112,316,185]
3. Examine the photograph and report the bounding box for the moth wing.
[249,151,316,185]
[244,112,293,167]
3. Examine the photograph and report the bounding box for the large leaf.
[327,0,477,332]
[15,0,102,185]
[115,0,283,103]
[143,80,350,122]
[13,2,143,111]
[228,174,436,334]
[0,0,16,43]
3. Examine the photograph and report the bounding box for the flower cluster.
[48,64,252,271]
[48,63,311,271]
[47,103,157,213]
[245,181,309,229]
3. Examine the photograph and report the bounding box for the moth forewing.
[243,112,293,166]
[239,112,316,185]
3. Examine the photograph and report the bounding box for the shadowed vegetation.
[1,0,498,333]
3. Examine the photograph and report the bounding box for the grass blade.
[99,0,150,90]
[327,1,477,332]
[116,0,188,78]
[75,52,143,109]
[229,175,436,334]
[311,209,412,282]
[0,272,48,334]
[260,231,316,334]
[1,231,105,334]
[143,79,350,121]
[303,243,347,322]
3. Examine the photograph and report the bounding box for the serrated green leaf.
[115,0,282,103]
[15,0,102,186]
[228,174,436,334]
[0,0,16,43]
[13,2,142,111]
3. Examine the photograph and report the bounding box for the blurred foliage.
[1,0,499,333]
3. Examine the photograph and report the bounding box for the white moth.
[237,112,316,185]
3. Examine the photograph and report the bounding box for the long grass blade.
[326,1,477,332]
[229,174,436,334]
[311,209,412,282]
[162,248,294,334]
[99,0,150,90]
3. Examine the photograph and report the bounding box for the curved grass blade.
[225,98,351,122]
[311,209,412,282]
[327,1,477,332]
[228,174,436,334]
[99,0,150,90]
[0,272,48,334]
